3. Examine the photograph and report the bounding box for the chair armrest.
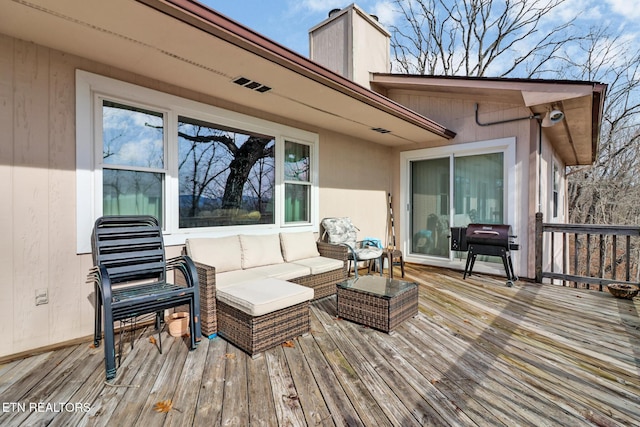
[317,241,348,262]
[167,255,198,288]
[88,264,113,303]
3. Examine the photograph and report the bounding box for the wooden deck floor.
[1,265,639,426]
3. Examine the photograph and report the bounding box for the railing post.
[535,212,543,283]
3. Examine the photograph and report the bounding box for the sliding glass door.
[409,151,505,258]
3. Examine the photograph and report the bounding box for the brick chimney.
[309,4,390,88]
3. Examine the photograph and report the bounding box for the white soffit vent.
[232,76,272,93]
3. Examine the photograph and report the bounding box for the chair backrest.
[92,215,166,285]
[321,217,358,247]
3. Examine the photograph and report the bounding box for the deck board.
[1,264,639,426]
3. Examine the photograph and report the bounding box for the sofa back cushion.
[185,236,242,273]
[240,234,284,269]
[280,232,320,262]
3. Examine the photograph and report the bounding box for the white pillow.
[240,234,284,269]
[185,236,242,273]
[280,232,320,262]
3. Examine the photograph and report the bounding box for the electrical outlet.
[35,288,48,306]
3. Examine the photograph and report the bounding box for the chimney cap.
[328,8,341,18]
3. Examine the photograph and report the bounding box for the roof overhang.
[371,74,607,165]
[0,0,455,146]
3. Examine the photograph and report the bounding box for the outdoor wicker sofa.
[177,232,348,341]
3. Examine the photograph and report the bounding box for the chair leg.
[102,306,117,380]
[188,300,197,350]
[155,312,163,355]
[93,287,102,348]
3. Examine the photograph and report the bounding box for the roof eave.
[138,0,456,140]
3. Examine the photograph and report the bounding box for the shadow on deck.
[1,264,639,426]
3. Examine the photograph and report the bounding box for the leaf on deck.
[153,399,173,413]
[282,340,295,348]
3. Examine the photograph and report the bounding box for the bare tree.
[389,0,581,77]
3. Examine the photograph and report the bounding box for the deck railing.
[534,213,640,289]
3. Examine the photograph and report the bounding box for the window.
[76,71,318,253]
[552,161,560,219]
[284,141,312,223]
[101,101,165,222]
[177,117,276,228]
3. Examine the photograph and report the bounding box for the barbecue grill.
[451,224,519,286]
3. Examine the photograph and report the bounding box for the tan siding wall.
[388,90,544,279]
[319,130,392,243]
[0,34,392,358]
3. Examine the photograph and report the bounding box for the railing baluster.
[586,234,591,282]
[550,231,555,284]
[612,235,617,281]
[599,234,605,291]
[573,233,579,288]
[626,235,631,282]
[562,232,567,287]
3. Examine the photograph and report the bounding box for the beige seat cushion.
[280,231,320,262]
[186,236,242,273]
[291,256,344,275]
[240,234,284,268]
[250,263,311,281]
[215,270,265,290]
[217,278,314,316]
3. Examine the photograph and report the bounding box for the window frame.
[76,70,319,253]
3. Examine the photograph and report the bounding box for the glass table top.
[337,275,417,298]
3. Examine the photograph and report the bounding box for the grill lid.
[466,224,513,247]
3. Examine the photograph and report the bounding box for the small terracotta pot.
[168,312,189,337]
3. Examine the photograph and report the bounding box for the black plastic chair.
[90,215,201,380]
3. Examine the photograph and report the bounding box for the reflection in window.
[101,101,165,222]
[284,141,311,223]
[103,170,163,220]
[177,117,275,228]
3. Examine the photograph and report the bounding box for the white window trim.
[76,70,319,253]
[399,137,517,273]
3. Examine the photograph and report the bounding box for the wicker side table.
[337,275,418,332]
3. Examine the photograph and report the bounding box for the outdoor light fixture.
[541,109,565,127]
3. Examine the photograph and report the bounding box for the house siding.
[0,33,392,358]
[387,89,563,280]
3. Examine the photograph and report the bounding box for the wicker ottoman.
[337,275,418,332]
[216,278,314,355]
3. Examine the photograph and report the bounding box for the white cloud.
[606,0,640,19]
[372,1,401,28]
[296,0,345,13]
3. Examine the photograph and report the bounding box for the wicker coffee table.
[336,275,418,332]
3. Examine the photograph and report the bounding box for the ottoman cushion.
[217,278,314,317]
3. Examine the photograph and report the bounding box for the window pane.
[102,101,164,168]
[103,169,163,222]
[284,141,310,182]
[285,183,309,223]
[454,153,503,225]
[178,117,275,228]
[410,157,450,257]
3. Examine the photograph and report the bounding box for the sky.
[202,0,640,61]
